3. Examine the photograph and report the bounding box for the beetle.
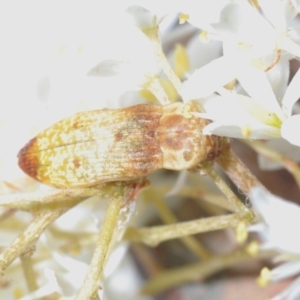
[18,101,221,188]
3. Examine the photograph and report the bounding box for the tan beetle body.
[18,101,220,188]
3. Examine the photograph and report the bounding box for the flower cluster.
[249,187,300,300]
[1,1,300,300]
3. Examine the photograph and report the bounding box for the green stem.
[124,213,243,247]
[146,76,170,105]
[75,187,124,300]
[20,253,38,293]
[145,28,183,95]
[152,197,211,259]
[0,198,83,272]
[208,169,253,219]
[216,143,262,195]
[141,248,276,295]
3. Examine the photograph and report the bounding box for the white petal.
[87,60,141,90]
[181,56,237,100]
[288,25,300,45]
[43,268,68,296]
[202,122,245,138]
[212,2,274,44]
[178,1,228,33]
[282,68,300,116]
[52,252,88,274]
[88,60,129,77]
[281,115,300,146]
[270,261,300,282]
[53,204,99,233]
[126,5,166,30]
[45,267,90,298]
[279,35,300,58]
[197,93,240,120]
[203,120,280,139]
[186,34,222,72]
[250,187,300,254]
[259,0,297,31]
[166,170,188,197]
[235,94,280,126]
[102,251,151,300]
[104,243,129,277]
[236,65,284,119]
[41,253,90,297]
[293,102,300,114]
[266,56,290,100]
[19,282,58,300]
[88,57,159,91]
[258,139,300,170]
[197,93,281,139]
[202,90,280,125]
[87,22,160,91]
[287,277,300,300]
[272,275,300,300]
[291,0,300,11]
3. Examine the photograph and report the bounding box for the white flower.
[249,186,300,300]
[177,0,230,33]
[180,0,300,145]
[181,0,300,100]
[178,0,300,143]
[185,59,300,145]
[126,5,166,31]
[193,65,300,145]
[250,187,300,254]
[17,252,93,300]
[87,14,161,94]
[102,243,154,300]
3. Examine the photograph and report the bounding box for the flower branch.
[124,213,243,247]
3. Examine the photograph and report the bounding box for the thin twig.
[20,252,38,293]
[141,248,277,295]
[151,197,211,259]
[75,179,148,300]
[124,213,243,247]
[208,169,253,219]
[216,142,262,195]
[146,76,171,105]
[75,192,123,300]
[0,197,83,272]
[0,185,108,211]
[145,29,183,95]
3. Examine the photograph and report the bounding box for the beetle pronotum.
[18,101,221,188]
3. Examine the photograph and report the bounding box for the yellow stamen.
[179,13,189,24]
[139,88,157,103]
[236,222,248,243]
[58,44,67,56]
[246,241,259,256]
[250,58,267,70]
[199,31,209,43]
[70,245,82,256]
[237,42,252,52]
[264,113,282,127]
[257,267,271,287]
[160,79,178,102]
[13,287,24,299]
[242,125,252,138]
[224,79,237,90]
[173,44,190,78]
[77,43,84,54]
[248,0,260,9]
